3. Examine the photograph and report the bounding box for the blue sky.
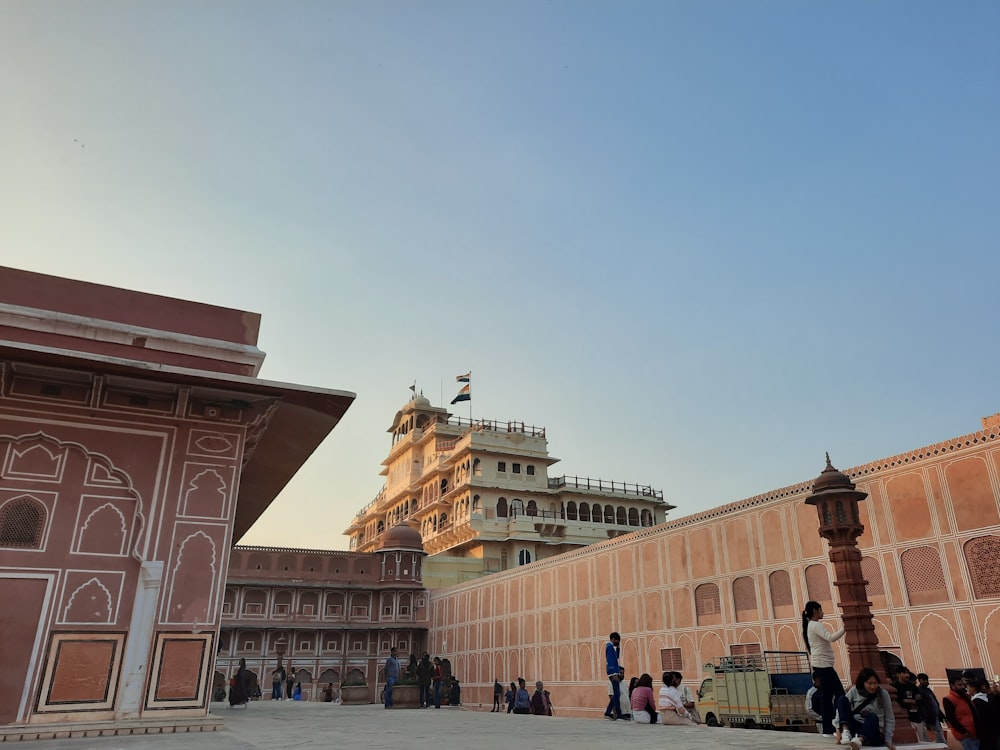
[3,1,998,550]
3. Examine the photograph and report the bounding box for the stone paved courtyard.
[15,701,922,750]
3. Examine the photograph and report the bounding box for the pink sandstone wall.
[427,427,1000,718]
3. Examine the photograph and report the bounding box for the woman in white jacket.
[802,600,846,737]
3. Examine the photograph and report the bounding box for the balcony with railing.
[548,475,666,502]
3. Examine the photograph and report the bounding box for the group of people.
[602,631,701,726]
[268,663,303,701]
[494,677,554,715]
[384,649,461,709]
[803,600,1000,750]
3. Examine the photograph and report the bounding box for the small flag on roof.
[456,372,471,383]
[451,383,471,404]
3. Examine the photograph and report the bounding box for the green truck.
[697,651,814,729]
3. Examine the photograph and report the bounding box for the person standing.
[271,664,285,701]
[229,657,249,708]
[384,646,401,709]
[971,677,999,750]
[531,680,553,715]
[802,600,846,737]
[492,678,503,712]
[505,681,516,714]
[891,666,928,741]
[604,631,624,720]
[916,673,944,743]
[416,652,432,708]
[943,675,981,750]
[285,664,295,700]
[432,656,444,708]
[512,677,531,714]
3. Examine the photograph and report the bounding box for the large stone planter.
[340,685,370,705]
[389,683,420,708]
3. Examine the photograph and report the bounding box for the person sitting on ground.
[630,673,659,724]
[674,672,702,724]
[657,671,698,726]
[321,683,334,703]
[835,667,895,750]
[806,673,824,725]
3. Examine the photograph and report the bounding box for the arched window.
[616,507,627,525]
[473,458,481,477]
[566,502,577,521]
[695,583,721,625]
[769,570,793,618]
[733,577,757,622]
[805,564,833,605]
[510,498,524,516]
[526,500,538,517]
[579,503,590,522]
[641,509,653,526]
[965,536,1000,599]
[603,505,615,524]
[627,508,639,526]
[0,496,45,548]
[518,549,532,566]
[497,498,508,518]
[901,547,948,605]
[472,495,481,511]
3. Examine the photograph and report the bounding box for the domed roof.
[811,453,856,493]
[411,394,431,409]
[380,523,424,552]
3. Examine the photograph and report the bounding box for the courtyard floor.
[16,700,938,750]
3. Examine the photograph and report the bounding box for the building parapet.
[548,475,665,501]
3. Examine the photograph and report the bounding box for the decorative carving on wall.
[61,577,114,624]
[163,525,223,625]
[74,499,132,556]
[4,442,65,482]
[179,464,232,519]
[187,430,239,460]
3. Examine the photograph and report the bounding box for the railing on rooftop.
[548,475,663,500]
[441,416,546,438]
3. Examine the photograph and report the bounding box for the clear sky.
[3,1,998,551]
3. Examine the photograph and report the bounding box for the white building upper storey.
[345,394,673,574]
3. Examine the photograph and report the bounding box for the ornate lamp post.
[805,454,915,743]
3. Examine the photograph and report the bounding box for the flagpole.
[468,370,472,423]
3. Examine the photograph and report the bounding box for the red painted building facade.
[0,267,354,737]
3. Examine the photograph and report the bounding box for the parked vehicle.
[697,651,813,729]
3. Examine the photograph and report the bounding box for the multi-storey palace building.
[345,394,672,578]
[214,524,428,704]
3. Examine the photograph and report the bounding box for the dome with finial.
[811,452,856,493]
[380,523,424,552]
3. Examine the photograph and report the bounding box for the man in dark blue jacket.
[604,632,623,720]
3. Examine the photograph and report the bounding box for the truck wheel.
[744,718,756,729]
[706,715,719,727]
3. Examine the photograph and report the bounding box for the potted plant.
[390,675,421,708]
[340,670,369,704]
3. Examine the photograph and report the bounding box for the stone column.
[118,561,164,718]
[805,455,915,743]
